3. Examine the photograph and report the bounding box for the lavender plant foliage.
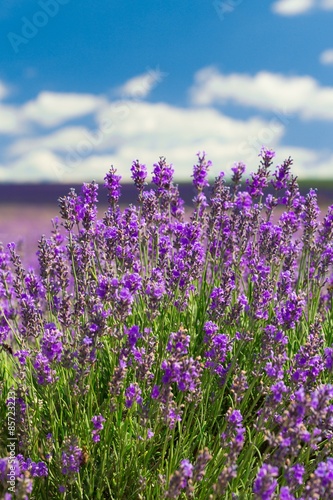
[2,149,333,498]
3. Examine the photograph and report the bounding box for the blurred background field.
[1,179,332,269]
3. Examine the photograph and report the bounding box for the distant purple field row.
[0,204,109,268]
[1,195,333,269]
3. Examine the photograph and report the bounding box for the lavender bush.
[1,148,333,499]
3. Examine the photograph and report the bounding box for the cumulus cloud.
[0,149,62,182]
[0,103,27,134]
[116,68,167,99]
[190,67,333,121]
[5,100,285,182]
[21,91,105,127]
[7,126,93,156]
[2,68,333,183]
[272,0,333,15]
[320,48,333,65]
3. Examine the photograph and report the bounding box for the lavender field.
[0,204,109,269]
[0,205,59,269]
[1,150,333,499]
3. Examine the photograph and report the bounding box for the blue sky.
[1,0,333,183]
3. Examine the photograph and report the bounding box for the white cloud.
[4,98,286,183]
[0,104,26,134]
[7,126,93,156]
[2,69,333,183]
[21,91,105,127]
[0,149,63,182]
[6,100,283,182]
[0,90,106,136]
[320,48,333,65]
[2,141,332,184]
[272,0,314,15]
[272,0,333,15]
[190,67,333,121]
[117,68,167,99]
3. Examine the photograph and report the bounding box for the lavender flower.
[253,463,279,499]
[40,323,63,362]
[246,148,274,198]
[125,383,143,408]
[131,159,148,191]
[271,157,292,191]
[165,459,194,498]
[152,156,174,193]
[33,353,57,385]
[214,409,245,496]
[60,437,84,476]
[192,151,211,191]
[161,328,203,400]
[104,165,122,206]
[303,458,333,499]
[231,161,246,185]
[91,414,106,443]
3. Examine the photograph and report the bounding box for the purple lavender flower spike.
[104,165,122,206]
[152,156,174,193]
[253,463,279,499]
[131,159,147,191]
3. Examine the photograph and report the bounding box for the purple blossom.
[61,437,83,476]
[152,156,174,192]
[279,486,296,500]
[203,321,219,341]
[92,415,105,430]
[151,385,160,399]
[271,157,292,190]
[165,459,193,498]
[30,461,48,477]
[131,159,147,191]
[161,329,203,396]
[192,151,211,191]
[4,148,333,498]
[125,383,143,408]
[285,463,305,487]
[235,190,252,212]
[40,323,63,362]
[231,161,246,184]
[253,463,279,499]
[303,458,333,498]
[270,381,288,403]
[147,429,154,439]
[33,353,56,385]
[125,325,142,348]
[275,292,305,329]
[324,347,333,371]
[14,349,30,365]
[246,152,272,198]
[92,414,106,442]
[104,165,122,205]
